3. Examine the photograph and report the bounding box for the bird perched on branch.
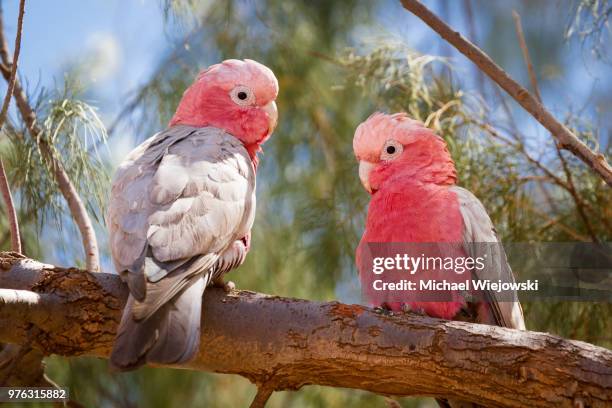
[353,113,524,408]
[107,59,278,371]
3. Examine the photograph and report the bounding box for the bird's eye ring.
[380,139,403,161]
[230,85,255,106]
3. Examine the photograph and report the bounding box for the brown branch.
[511,11,541,102]
[0,0,25,254]
[468,118,609,233]
[0,0,24,127]
[0,343,46,387]
[310,107,338,173]
[0,8,100,271]
[0,253,610,407]
[463,0,486,97]
[249,385,274,408]
[0,159,19,252]
[512,10,599,243]
[400,0,612,186]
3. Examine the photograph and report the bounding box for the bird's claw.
[373,305,394,316]
[223,280,236,293]
[213,277,236,293]
[401,303,426,316]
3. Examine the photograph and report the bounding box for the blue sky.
[3,1,166,123]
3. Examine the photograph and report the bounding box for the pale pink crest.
[353,112,456,188]
[353,112,442,163]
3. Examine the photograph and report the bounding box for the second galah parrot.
[108,59,278,371]
[353,113,525,406]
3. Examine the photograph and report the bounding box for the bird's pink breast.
[357,183,467,319]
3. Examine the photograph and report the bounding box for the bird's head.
[353,112,456,194]
[170,59,279,160]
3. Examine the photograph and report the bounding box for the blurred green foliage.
[1,79,109,233]
[1,0,610,407]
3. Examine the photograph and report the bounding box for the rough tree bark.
[0,252,610,407]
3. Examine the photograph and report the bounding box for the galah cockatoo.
[108,59,278,371]
[354,113,525,406]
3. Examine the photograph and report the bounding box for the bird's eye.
[380,139,403,161]
[230,85,255,106]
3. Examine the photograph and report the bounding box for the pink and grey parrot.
[353,113,524,407]
[107,59,278,370]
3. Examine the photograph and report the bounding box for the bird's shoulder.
[108,125,256,270]
[449,185,497,242]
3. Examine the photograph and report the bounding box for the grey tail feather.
[110,274,208,371]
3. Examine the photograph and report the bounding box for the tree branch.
[511,9,599,243]
[0,0,25,254]
[249,385,274,408]
[400,0,612,186]
[0,0,24,127]
[511,11,541,103]
[0,7,100,271]
[0,159,19,252]
[0,253,610,407]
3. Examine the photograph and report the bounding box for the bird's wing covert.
[107,125,256,298]
[451,186,525,329]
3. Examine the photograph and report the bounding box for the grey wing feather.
[107,125,256,370]
[451,186,525,330]
[107,125,255,292]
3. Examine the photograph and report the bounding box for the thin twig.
[464,0,486,97]
[0,6,100,271]
[526,204,589,241]
[0,0,25,254]
[310,107,337,173]
[384,397,402,408]
[0,0,23,126]
[0,327,37,386]
[511,11,541,102]
[0,159,19,252]
[472,119,611,232]
[400,0,612,186]
[512,10,599,242]
[249,384,274,408]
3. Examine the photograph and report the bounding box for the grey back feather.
[107,125,255,294]
[107,125,257,370]
[451,186,525,330]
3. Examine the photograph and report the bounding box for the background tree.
[0,0,609,407]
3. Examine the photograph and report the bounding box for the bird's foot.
[401,303,426,316]
[373,304,394,316]
[213,277,236,293]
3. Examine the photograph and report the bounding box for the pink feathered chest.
[356,185,469,319]
[362,185,463,243]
